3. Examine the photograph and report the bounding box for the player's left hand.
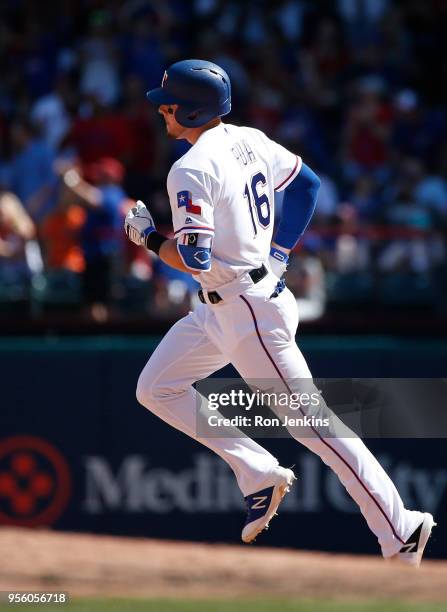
[124,200,156,246]
[268,246,289,279]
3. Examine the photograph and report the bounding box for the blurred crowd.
[1,0,447,322]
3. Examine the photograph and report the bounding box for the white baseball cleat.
[392,512,436,567]
[241,466,296,544]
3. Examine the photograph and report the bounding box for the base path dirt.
[0,528,446,602]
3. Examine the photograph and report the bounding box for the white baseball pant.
[136,270,423,557]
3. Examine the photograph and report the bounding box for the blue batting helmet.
[146,59,231,128]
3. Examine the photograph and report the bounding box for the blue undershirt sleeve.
[273,163,320,250]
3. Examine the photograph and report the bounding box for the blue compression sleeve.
[274,162,320,250]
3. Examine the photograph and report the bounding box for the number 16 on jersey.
[244,172,271,237]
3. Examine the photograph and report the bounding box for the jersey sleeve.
[261,133,302,192]
[167,167,216,238]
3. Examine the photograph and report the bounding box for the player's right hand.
[124,200,156,247]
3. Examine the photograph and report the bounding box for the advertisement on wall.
[0,339,445,558]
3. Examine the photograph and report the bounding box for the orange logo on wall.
[0,436,72,526]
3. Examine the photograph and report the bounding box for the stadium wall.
[0,336,445,558]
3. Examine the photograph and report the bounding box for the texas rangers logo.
[177,191,202,215]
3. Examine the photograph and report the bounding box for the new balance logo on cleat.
[244,486,274,526]
[251,496,268,510]
[241,466,296,544]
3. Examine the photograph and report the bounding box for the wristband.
[270,246,289,264]
[145,231,168,255]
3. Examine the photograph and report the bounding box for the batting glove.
[124,200,156,247]
[269,246,289,279]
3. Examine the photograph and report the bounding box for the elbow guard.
[177,233,212,272]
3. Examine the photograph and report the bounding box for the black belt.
[198,264,267,304]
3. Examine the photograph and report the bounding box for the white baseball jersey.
[167,122,302,289]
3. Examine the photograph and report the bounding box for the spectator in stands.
[312,173,339,221]
[415,160,447,219]
[342,77,392,182]
[78,11,120,107]
[0,191,36,287]
[300,16,349,108]
[337,0,390,48]
[346,174,381,221]
[378,161,441,274]
[57,158,130,321]
[7,119,57,222]
[287,247,326,322]
[120,11,168,89]
[64,94,133,165]
[39,186,86,275]
[121,75,166,202]
[332,204,371,273]
[30,73,73,149]
[391,90,445,165]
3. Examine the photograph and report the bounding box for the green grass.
[0,599,445,612]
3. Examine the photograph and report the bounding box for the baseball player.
[125,59,435,566]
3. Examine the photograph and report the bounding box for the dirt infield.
[0,528,446,602]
